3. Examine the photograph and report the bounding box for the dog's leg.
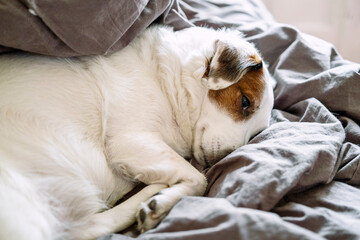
[71,183,167,240]
[107,133,208,232]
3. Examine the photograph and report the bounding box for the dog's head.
[193,37,274,166]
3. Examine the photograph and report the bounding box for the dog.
[0,25,274,240]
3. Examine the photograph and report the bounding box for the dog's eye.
[251,61,262,70]
[241,95,250,110]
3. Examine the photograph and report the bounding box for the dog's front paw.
[136,193,173,233]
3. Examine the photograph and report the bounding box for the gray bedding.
[2,0,360,239]
[0,0,188,56]
[103,1,360,239]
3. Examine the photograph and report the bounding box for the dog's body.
[0,26,274,240]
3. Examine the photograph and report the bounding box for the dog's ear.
[202,40,262,90]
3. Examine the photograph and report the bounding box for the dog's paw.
[136,193,173,233]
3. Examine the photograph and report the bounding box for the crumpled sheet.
[4,0,359,239]
[0,0,190,56]
[99,0,360,239]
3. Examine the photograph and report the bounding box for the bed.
[1,0,359,239]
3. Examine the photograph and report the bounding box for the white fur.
[0,25,273,240]
[193,74,274,166]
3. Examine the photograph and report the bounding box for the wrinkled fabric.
[206,99,345,208]
[99,0,360,239]
[0,0,190,56]
[3,0,360,239]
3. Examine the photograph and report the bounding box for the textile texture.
[101,0,360,239]
[1,0,359,239]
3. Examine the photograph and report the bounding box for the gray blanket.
[2,0,359,239]
[101,0,360,239]
[0,0,189,56]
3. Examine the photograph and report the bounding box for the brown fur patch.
[208,66,266,121]
[208,41,242,83]
[250,54,262,64]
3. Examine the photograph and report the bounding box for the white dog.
[0,25,274,240]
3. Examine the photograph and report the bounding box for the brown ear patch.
[203,41,264,91]
[210,41,242,82]
[208,66,266,122]
[250,54,262,64]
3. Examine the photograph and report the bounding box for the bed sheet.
[100,0,360,239]
[2,0,358,239]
